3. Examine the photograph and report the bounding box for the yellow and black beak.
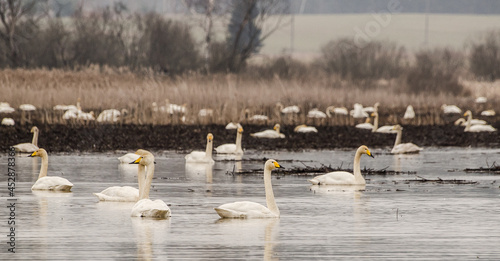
[273,161,285,169]
[366,149,375,158]
[129,157,142,164]
[28,151,37,157]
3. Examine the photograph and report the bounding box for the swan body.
[441,104,461,114]
[481,110,495,116]
[362,102,380,114]
[19,104,36,111]
[118,153,141,163]
[130,152,171,218]
[391,125,423,154]
[185,133,214,164]
[97,109,121,123]
[63,110,95,120]
[454,118,486,126]
[307,109,327,118]
[53,104,78,111]
[215,159,284,218]
[277,102,300,114]
[13,126,39,153]
[0,104,15,113]
[216,126,244,154]
[294,124,318,133]
[326,106,349,116]
[350,103,369,118]
[198,108,213,117]
[371,112,396,133]
[403,105,415,119]
[29,149,73,191]
[1,118,14,126]
[308,145,373,185]
[93,186,139,202]
[355,118,373,130]
[225,122,239,129]
[475,97,487,104]
[251,124,285,139]
[249,114,268,121]
[464,111,496,132]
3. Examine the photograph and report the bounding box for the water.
[1,147,499,260]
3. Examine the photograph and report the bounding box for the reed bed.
[1,68,499,126]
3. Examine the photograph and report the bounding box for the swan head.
[28,148,47,158]
[265,159,285,171]
[294,124,307,132]
[273,124,281,131]
[370,112,378,117]
[464,110,472,117]
[30,126,38,133]
[392,125,403,131]
[237,126,244,133]
[130,153,155,166]
[358,145,374,158]
[207,133,213,142]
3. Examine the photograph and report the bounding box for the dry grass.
[1,68,498,126]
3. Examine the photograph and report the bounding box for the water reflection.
[216,218,279,261]
[131,218,171,261]
[185,163,214,183]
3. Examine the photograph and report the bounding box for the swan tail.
[54,185,73,192]
[214,207,246,218]
[308,179,320,185]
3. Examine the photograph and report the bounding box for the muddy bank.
[2,123,500,153]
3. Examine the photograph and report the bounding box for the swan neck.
[235,132,242,152]
[264,167,279,216]
[465,113,472,131]
[38,153,48,179]
[353,149,364,183]
[32,129,39,146]
[372,114,379,132]
[137,164,146,199]
[205,140,213,158]
[141,163,155,200]
[394,129,402,147]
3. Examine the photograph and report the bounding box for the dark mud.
[2,123,500,153]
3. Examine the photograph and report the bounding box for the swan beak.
[28,151,37,157]
[130,157,142,164]
[274,161,285,169]
[366,150,375,158]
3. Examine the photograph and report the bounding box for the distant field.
[245,14,500,60]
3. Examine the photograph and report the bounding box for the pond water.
[1,147,499,260]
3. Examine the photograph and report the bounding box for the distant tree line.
[0,0,499,96]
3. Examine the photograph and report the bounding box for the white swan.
[251,124,285,139]
[0,102,15,113]
[216,126,244,154]
[350,103,369,118]
[13,126,39,153]
[464,111,497,132]
[1,118,14,126]
[97,109,121,123]
[225,122,239,130]
[391,125,423,154]
[96,150,152,201]
[326,106,349,116]
[371,112,396,133]
[481,110,495,116]
[130,152,171,218]
[475,97,487,104]
[362,102,380,114]
[403,105,415,119]
[355,117,374,130]
[454,118,486,126]
[248,114,269,122]
[308,145,374,185]
[185,133,214,164]
[307,109,327,118]
[19,104,36,111]
[29,149,73,191]
[294,124,318,133]
[215,159,284,218]
[441,104,462,114]
[276,102,300,114]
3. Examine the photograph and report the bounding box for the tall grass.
[0,68,498,126]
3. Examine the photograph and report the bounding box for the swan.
[307,109,327,118]
[356,118,374,130]
[97,109,121,123]
[13,126,39,153]
[475,97,487,104]
[95,150,152,201]
[198,108,213,117]
[29,149,73,191]
[215,159,284,218]
[481,110,495,116]
[225,122,239,130]
[463,111,497,132]
[0,102,15,113]
[391,125,423,154]
[441,104,461,114]
[248,114,269,122]
[1,118,14,126]
[276,102,300,114]
[326,106,348,116]
[294,124,318,133]
[53,104,78,111]
[19,104,36,111]
[185,133,214,164]
[362,102,380,114]
[130,152,171,218]
[251,124,285,139]
[454,118,486,126]
[215,126,244,154]
[308,145,374,185]
[403,105,415,119]
[118,153,141,163]
[371,112,396,133]
[350,103,369,118]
